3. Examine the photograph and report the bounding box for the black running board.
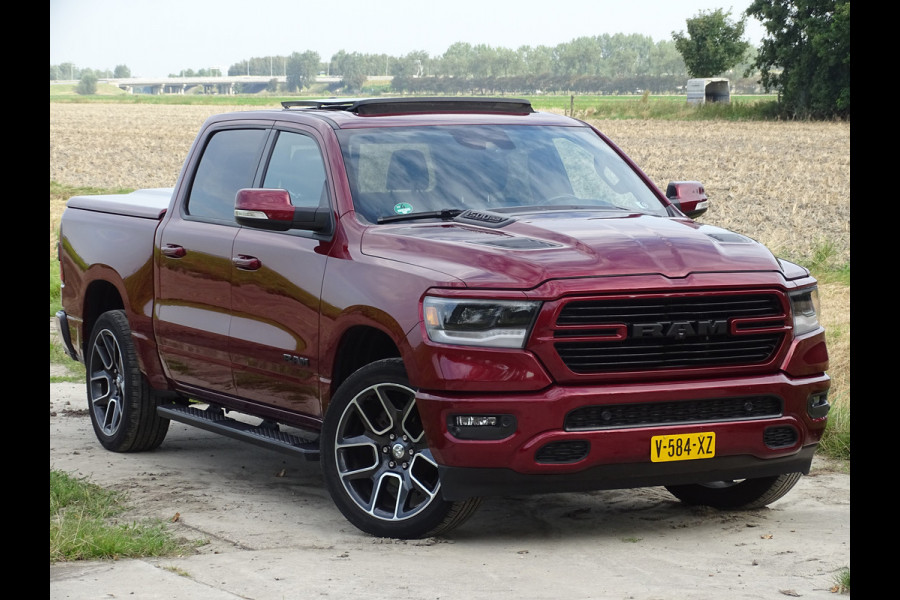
[158,404,320,461]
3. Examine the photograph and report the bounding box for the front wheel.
[86,310,169,452]
[665,473,802,510]
[320,358,481,538]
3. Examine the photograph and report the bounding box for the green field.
[50,82,780,120]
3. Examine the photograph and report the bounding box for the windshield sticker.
[393,202,414,215]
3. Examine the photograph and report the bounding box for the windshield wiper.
[377,208,464,224]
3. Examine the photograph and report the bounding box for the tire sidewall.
[320,358,454,538]
[85,310,148,451]
[666,473,801,509]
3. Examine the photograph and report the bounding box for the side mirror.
[665,181,709,219]
[234,188,332,234]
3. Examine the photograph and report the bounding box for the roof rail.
[281,97,534,115]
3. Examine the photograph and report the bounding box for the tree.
[517,45,553,77]
[113,64,131,78]
[286,51,320,92]
[392,51,429,78]
[330,51,368,92]
[76,71,98,95]
[672,8,751,77]
[57,62,77,80]
[439,42,474,78]
[746,0,849,118]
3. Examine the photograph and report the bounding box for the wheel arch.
[79,270,170,391]
[80,278,125,357]
[327,325,403,410]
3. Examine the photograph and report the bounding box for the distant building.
[686,78,731,104]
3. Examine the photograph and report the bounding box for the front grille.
[553,293,786,373]
[565,396,782,431]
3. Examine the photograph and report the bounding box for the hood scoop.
[472,237,562,250]
[454,209,515,228]
[705,231,754,244]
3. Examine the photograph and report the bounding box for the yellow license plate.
[651,432,716,462]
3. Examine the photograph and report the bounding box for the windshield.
[335,125,668,223]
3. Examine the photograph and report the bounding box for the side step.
[158,404,321,461]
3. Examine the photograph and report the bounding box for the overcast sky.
[50,0,767,78]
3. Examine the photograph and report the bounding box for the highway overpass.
[92,75,390,94]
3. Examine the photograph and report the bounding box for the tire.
[665,472,802,510]
[321,358,481,538]
[86,310,169,452]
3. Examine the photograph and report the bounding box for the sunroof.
[281,97,534,115]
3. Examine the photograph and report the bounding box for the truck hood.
[360,210,784,288]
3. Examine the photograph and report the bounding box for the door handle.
[161,244,186,258]
[233,255,261,270]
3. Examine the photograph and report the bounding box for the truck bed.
[64,188,174,219]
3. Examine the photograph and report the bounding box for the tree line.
[211,34,759,96]
[51,1,849,119]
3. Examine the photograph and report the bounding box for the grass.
[817,376,850,462]
[50,470,193,562]
[529,93,785,121]
[50,339,84,383]
[50,258,61,316]
[833,567,850,594]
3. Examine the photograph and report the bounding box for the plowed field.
[50,103,850,266]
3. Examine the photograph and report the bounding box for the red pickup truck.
[56,97,830,539]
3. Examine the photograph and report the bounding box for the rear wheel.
[321,358,481,538]
[86,310,169,452]
[665,473,802,509]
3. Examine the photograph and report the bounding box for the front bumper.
[438,446,817,500]
[416,372,830,500]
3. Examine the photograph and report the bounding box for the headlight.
[423,297,540,348]
[790,287,821,336]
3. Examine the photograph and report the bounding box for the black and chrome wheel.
[665,473,802,510]
[321,358,480,538]
[86,310,169,452]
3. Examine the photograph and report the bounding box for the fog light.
[807,391,830,419]
[448,414,516,440]
[455,416,497,427]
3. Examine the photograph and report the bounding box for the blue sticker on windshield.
[393,202,414,215]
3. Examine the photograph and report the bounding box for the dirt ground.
[50,376,850,600]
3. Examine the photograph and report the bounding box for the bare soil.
[49,103,851,267]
